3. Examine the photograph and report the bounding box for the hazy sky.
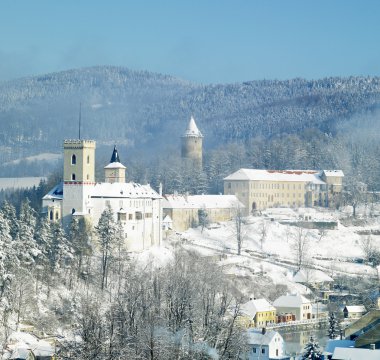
[1,0,380,84]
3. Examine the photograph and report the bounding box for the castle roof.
[163,194,244,210]
[104,145,126,169]
[90,182,161,199]
[182,116,203,138]
[224,168,325,184]
[110,145,120,163]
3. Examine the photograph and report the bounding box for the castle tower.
[104,145,126,183]
[62,139,96,224]
[181,116,203,169]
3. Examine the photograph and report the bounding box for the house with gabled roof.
[238,298,276,328]
[273,293,312,321]
[246,329,290,360]
[343,305,367,319]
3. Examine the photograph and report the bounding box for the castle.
[42,140,162,251]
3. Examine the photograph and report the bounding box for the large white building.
[42,140,162,252]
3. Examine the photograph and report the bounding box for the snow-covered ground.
[162,206,380,297]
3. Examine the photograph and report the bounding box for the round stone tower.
[181,116,203,169]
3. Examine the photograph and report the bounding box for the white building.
[246,329,288,360]
[273,294,312,321]
[42,140,162,252]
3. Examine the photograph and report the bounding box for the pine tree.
[96,206,118,290]
[301,335,323,360]
[327,312,340,339]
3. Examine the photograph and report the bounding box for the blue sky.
[1,0,380,83]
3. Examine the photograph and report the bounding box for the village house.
[273,294,312,321]
[238,298,277,328]
[246,329,290,360]
[42,141,162,252]
[343,305,367,320]
[223,168,344,215]
[162,194,243,232]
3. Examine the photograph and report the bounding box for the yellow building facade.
[238,298,277,328]
[224,169,344,215]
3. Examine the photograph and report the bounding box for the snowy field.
[156,206,380,297]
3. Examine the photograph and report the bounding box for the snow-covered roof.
[246,329,281,346]
[322,170,344,177]
[344,305,366,313]
[42,182,63,200]
[324,339,355,355]
[90,182,160,199]
[293,269,334,283]
[273,294,311,308]
[332,347,380,360]
[163,215,172,223]
[224,168,325,184]
[104,161,126,169]
[182,116,203,137]
[163,194,243,209]
[240,298,276,318]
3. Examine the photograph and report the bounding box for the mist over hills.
[1,65,380,175]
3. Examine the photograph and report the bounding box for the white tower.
[62,139,96,225]
[181,116,203,169]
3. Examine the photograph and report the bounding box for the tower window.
[87,174,89,180]
[72,208,76,214]
[72,173,76,180]
[49,210,53,220]
[71,154,76,165]
[87,155,90,164]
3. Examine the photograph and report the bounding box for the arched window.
[55,212,59,220]
[86,174,89,180]
[72,208,76,214]
[87,155,90,164]
[49,210,53,220]
[71,154,76,165]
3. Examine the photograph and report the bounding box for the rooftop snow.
[240,298,276,317]
[224,168,326,184]
[90,182,160,199]
[344,305,366,313]
[42,182,63,200]
[104,161,126,169]
[323,170,344,177]
[273,294,311,308]
[163,194,243,209]
[246,329,280,345]
[182,116,203,137]
[293,269,334,283]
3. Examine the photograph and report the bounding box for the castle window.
[72,208,75,214]
[118,213,126,221]
[71,154,76,165]
[55,212,59,220]
[129,214,133,220]
[87,174,89,180]
[49,210,53,220]
[87,155,90,164]
[72,173,76,180]
[135,211,143,220]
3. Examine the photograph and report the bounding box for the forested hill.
[1,66,380,162]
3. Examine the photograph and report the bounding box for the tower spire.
[110,145,120,163]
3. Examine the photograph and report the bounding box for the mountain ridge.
[1,66,380,164]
